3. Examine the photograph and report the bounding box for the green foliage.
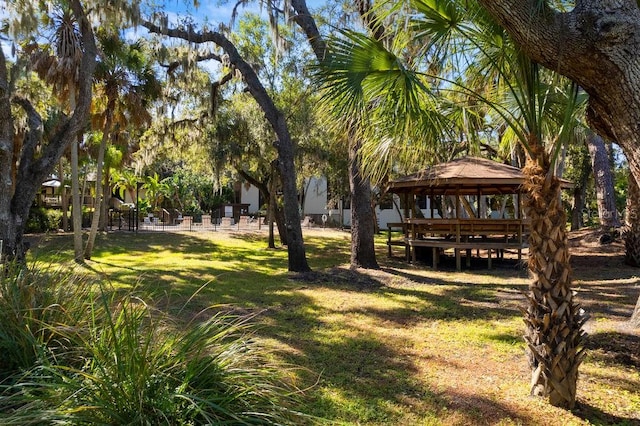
[26,207,62,233]
[211,186,235,208]
[0,264,304,425]
[0,265,95,382]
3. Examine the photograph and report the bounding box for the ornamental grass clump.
[0,263,96,382]
[0,264,305,425]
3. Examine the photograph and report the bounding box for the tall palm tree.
[30,6,85,262]
[84,30,160,259]
[314,0,587,409]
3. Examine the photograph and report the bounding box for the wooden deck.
[387,218,530,270]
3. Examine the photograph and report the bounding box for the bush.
[25,208,62,233]
[0,264,306,425]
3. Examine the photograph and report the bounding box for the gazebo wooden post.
[455,190,462,271]
[403,193,411,261]
[430,188,438,269]
[517,192,523,261]
[470,188,482,267]
[430,189,435,219]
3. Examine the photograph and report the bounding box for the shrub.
[25,208,62,233]
[0,265,305,425]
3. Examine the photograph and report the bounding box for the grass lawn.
[30,228,640,425]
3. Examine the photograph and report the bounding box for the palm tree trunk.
[69,83,84,262]
[84,110,112,259]
[71,132,83,262]
[100,166,110,231]
[523,144,587,409]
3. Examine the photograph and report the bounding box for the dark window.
[416,195,428,210]
[379,194,393,210]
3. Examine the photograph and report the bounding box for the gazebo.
[386,156,571,270]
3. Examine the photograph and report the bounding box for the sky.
[0,0,327,60]
[146,0,326,29]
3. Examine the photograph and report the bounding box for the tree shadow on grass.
[572,402,640,426]
[254,263,535,423]
[587,330,640,367]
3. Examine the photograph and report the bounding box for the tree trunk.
[0,49,16,264]
[586,132,621,229]
[631,294,640,328]
[349,137,379,269]
[59,159,69,231]
[0,0,96,264]
[291,0,379,270]
[71,114,84,262]
[84,110,112,260]
[624,173,640,328]
[274,203,288,246]
[237,167,287,246]
[522,144,587,409]
[100,166,110,231]
[570,185,586,231]
[623,172,640,267]
[268,177,276,249]
[570,150,591,231]
[143,21,310,272]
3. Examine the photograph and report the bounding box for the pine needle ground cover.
[31,228,640,425]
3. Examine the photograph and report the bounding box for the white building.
[239,176,438,229]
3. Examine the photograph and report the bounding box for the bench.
[402,218,530,270]
[406,237,528,270]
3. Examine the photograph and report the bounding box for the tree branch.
[291,0,327,61]
[161,52,223,74]
[12,97,43,177]
[142,19,284,146]
[211,71,234,115]
[237,167,270,199]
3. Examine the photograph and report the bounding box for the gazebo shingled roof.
[388,156,571,196]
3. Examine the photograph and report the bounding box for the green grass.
[25,230,640,425]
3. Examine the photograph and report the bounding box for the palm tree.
[313,0,587,409]
[30,6,85,262]
[112,168,140,204]
[142,173,170,212]
[84,30,160,259]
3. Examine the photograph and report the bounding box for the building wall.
[302,176,328,215]
[238,177,441,230]
[241,184,261,213]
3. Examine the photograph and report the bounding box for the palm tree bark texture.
[522,143,588,409]
[142,20,310,273]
